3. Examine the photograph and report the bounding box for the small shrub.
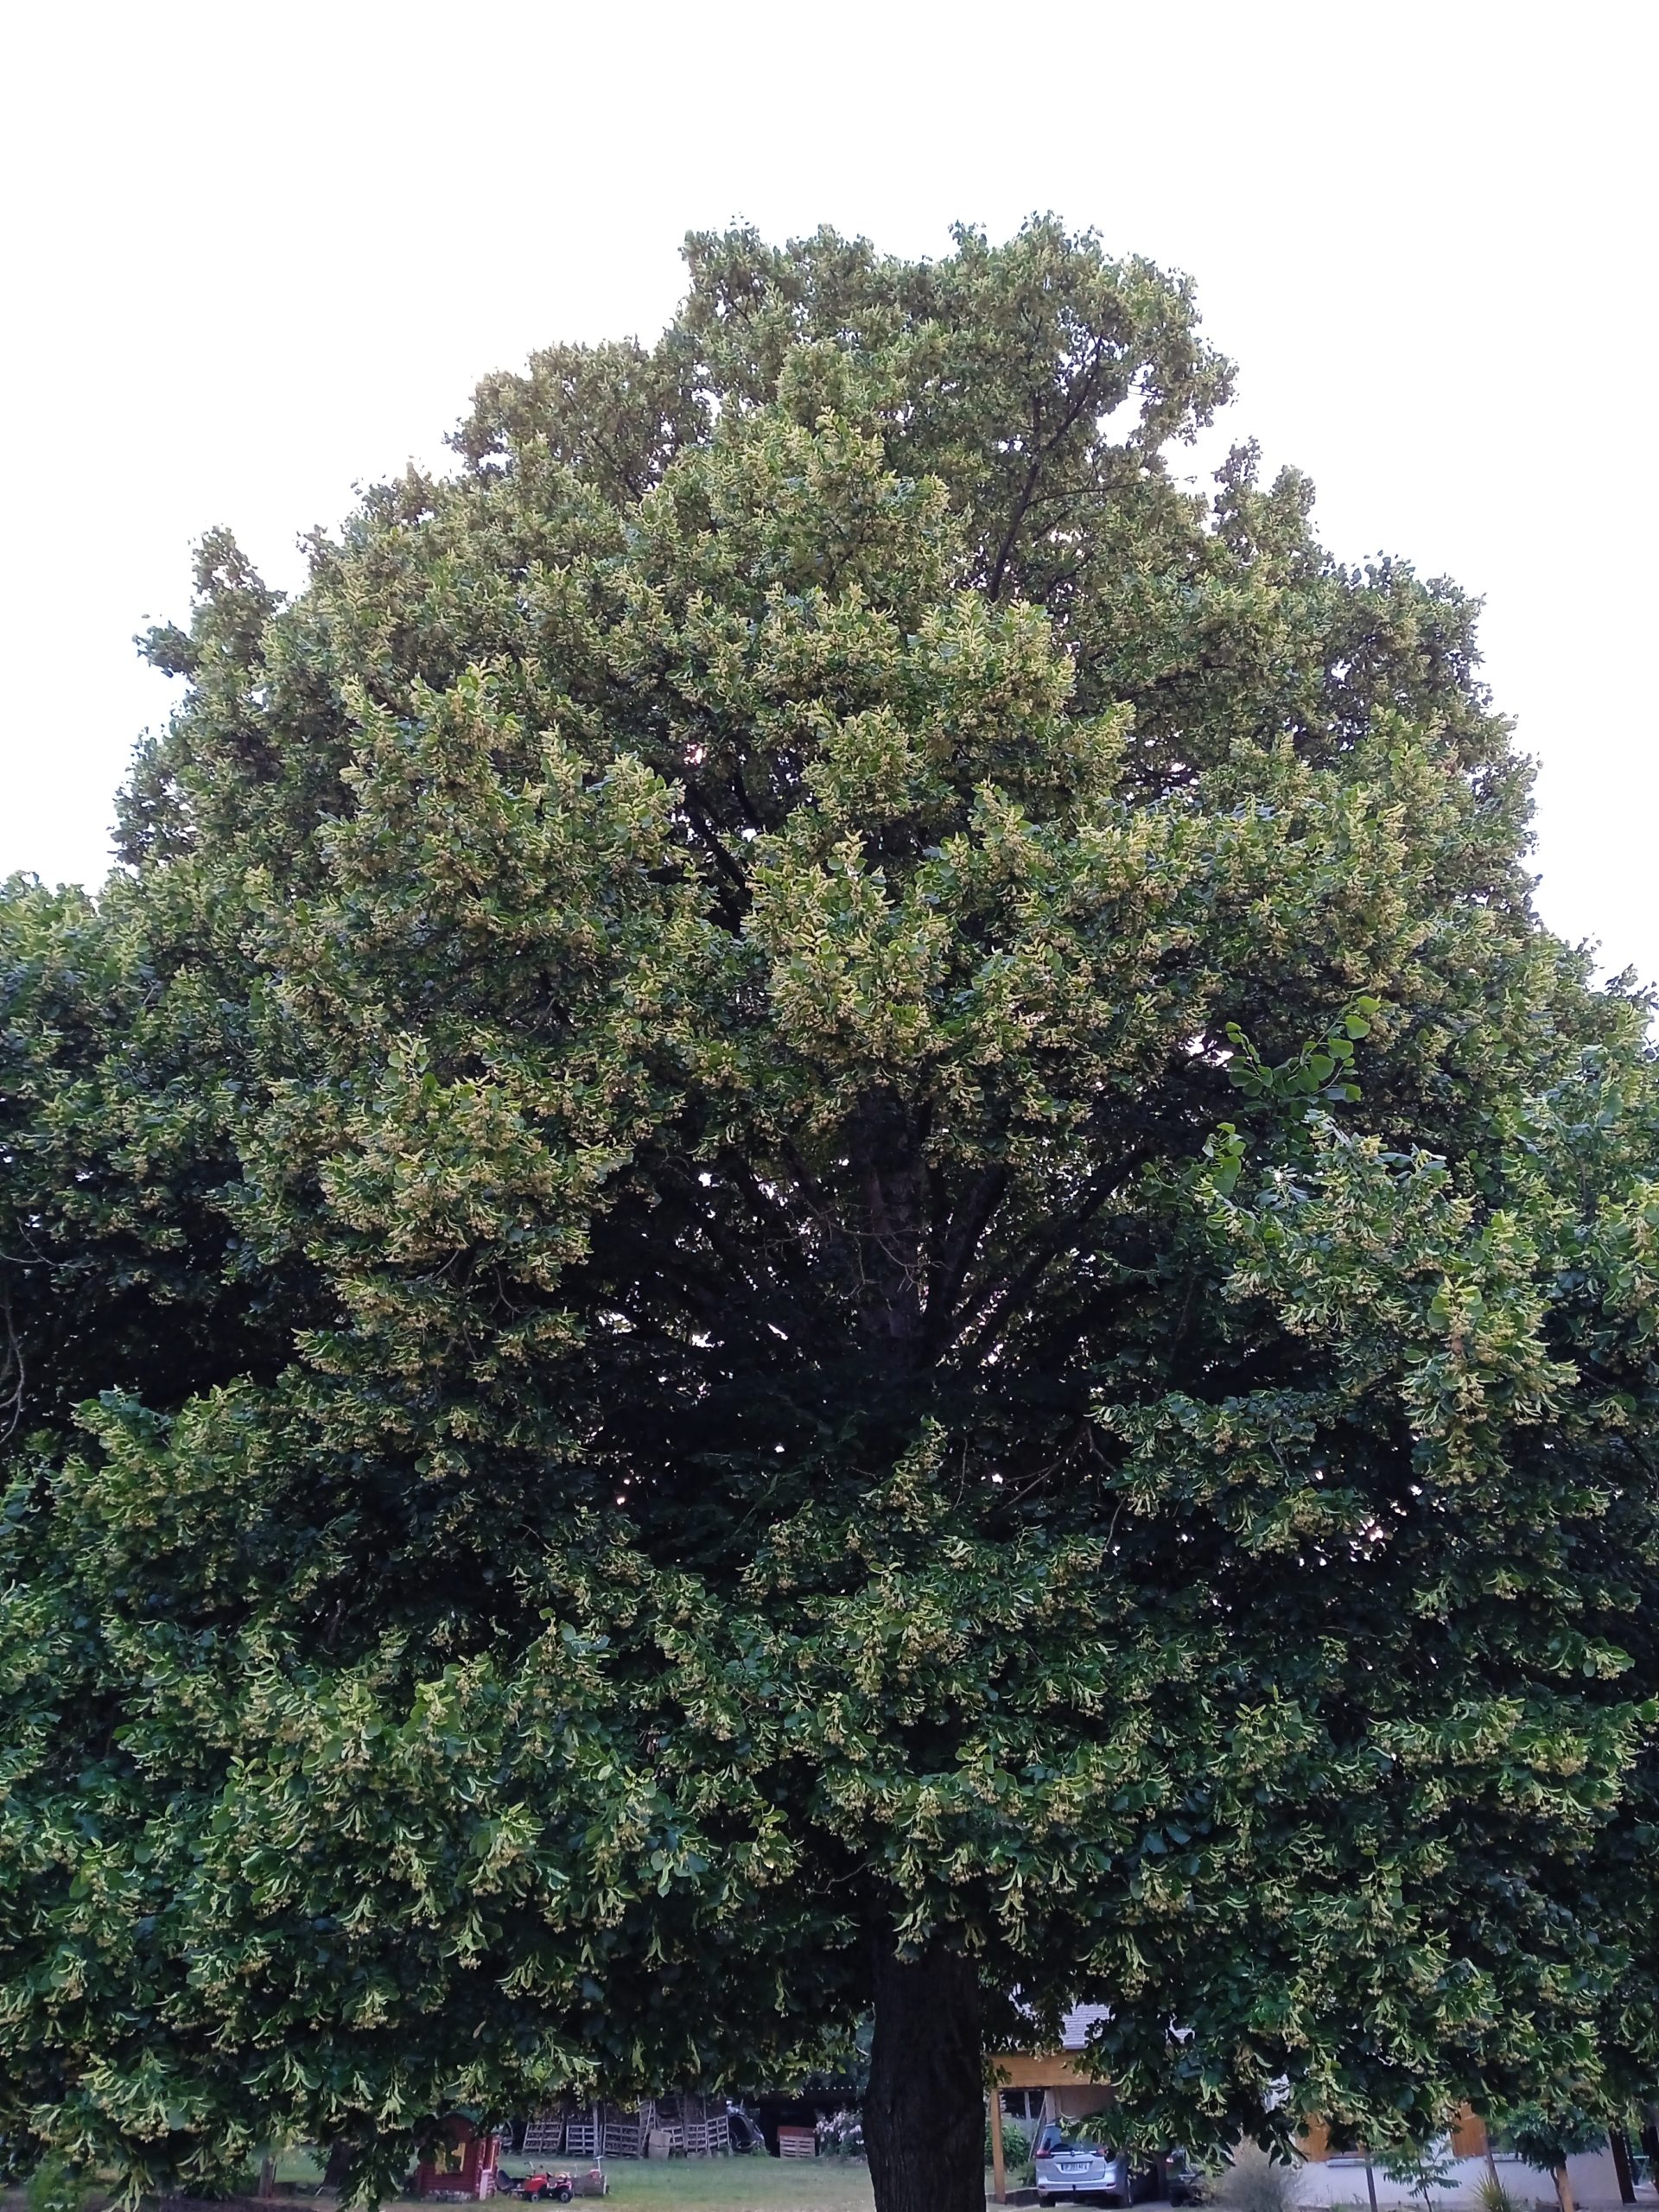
[1382,2139,1459,2207]
[1219,2144,1303,2212]
[817,2108,865,2162]
[1476,2173,1525,2212]
[983,2113,1035,2184]
[26,2156,87,2212]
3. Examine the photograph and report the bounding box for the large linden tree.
[3,221,1659,2212]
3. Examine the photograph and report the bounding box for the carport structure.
[988,2007,1116,2204]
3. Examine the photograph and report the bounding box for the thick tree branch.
[924,1165,1009,1351]
[944,1144,1152,1362]
[985,340,1112,601]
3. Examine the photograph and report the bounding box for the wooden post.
[988,2089,1007,2204]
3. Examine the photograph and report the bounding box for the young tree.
[4,221,1659,2212]
[1491,2104,1617,2212]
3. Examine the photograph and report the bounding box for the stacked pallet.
[511,2094,736,2163]
[562,2112,601,2159]
[683,2106,731,2158]
[601,2108,642,2160]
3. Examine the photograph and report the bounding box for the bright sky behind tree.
[2,0,1652,982]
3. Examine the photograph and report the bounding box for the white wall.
[1298,2149,1636,2212]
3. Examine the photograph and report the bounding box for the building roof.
[1059,2004,1110,2051]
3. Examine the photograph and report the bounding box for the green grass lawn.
[4,2156,1033,2212]
[262,2145,1019,2212]
[276,2150,329,2186]
[270,2144,885,2212]
[576,2158,875,2212]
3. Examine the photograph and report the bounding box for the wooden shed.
[413,2119,500,2201]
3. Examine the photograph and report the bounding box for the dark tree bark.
[865,1937,983,2212]
[1608,2131,1637,2207]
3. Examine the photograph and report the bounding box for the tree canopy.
[3,219,1659,2212]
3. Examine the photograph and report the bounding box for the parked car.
[1033,2123,1134,2205]
[1166,2150,1209,2205]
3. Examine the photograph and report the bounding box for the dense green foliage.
[3,219,1659,2207]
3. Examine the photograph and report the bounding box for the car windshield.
[1039,2131,1103,2158]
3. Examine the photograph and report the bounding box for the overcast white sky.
[2,1,1654,979]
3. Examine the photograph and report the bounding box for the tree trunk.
[865,1937,983,2212]
[1363,2153,1379,2212]
[1554,2165,1575,2212]
[1609,2131,1637,2207]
